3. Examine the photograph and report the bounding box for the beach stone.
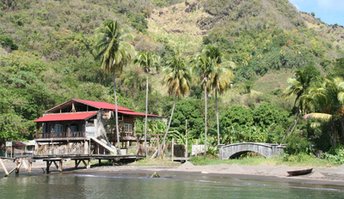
[178,161,195,169]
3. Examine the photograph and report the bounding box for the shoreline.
[78,163,344,186]
[1,159,344,186]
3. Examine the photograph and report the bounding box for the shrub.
[0,35,18,51]
[324,146,344,164]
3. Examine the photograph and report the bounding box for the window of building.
[124,123,133,133]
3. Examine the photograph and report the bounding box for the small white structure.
[191,144,206,156]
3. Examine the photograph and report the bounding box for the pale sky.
[289,0,344,25]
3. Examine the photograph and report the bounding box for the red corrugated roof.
[73,99,159,117]
[73,99,132,112]
[34,111,97,123]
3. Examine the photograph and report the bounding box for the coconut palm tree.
[134,51,157,156]
[210,64,234,145]
[96,20,134,148]
[203,45,234,146]
[194,45,225,149]
[134,51,157,72]
[283,66,320,137]
[284,66,320,114]
[194,54,214,150]
[161,55,191,155]
[303,77,344,146]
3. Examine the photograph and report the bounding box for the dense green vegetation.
[0,0,344,163]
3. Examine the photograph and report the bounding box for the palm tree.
[210,64,234,145]
[134,51,157,156]
[134,51,156,73]
[96,20,134,148]
[283,66,320,137]
[284,66,320,114]
[161,55,191,155]
[194,54,213,150]
[203,45,234,146]
[303,77,344,146]
[194,45,226,149]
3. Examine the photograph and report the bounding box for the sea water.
[0,172,343,199]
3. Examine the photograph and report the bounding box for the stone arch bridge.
[219,142,285,159]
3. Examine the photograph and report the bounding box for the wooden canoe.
[287,168,313,176]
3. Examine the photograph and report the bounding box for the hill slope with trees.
[0,0,343,161]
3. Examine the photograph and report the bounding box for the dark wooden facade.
[34,99,157,156]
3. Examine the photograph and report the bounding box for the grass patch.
[190,154,338,167]
[190,156,278,166]
[281,153,337,167]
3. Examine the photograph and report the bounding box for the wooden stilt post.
[0,158,9,176]
[58,160,63,172]
[15,158,22,174]
[80,159,89,169]
[84,159,90,169]
[88,140,91,155]
[46,161,51,174]
[28,159,32,173]
[75,160,78,168]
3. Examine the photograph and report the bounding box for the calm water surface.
[0,172,344,199]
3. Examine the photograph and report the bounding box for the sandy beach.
[1,159,344,185]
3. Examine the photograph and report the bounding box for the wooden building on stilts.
[0,99,160,176]
[34,99,158,157]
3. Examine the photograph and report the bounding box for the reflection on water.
[0,172,344,199]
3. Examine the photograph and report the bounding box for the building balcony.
[36,131,86,139]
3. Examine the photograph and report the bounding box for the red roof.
[73,99,132,112]
[34,111,97,123]
[73,99,158,117]
[35,99,160,123]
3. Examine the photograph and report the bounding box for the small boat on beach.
[287,168,313,176]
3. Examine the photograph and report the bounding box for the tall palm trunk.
[215,89,220,146]
[204,83,208,151]
[161,98,176,155]
[113,78,120,149]
[144,76,149,157]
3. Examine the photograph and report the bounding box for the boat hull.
[287,168,313,176]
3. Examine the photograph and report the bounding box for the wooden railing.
[107,131,135,141]
[36,131,85,139]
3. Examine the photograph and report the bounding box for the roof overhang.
[34,111,97,123]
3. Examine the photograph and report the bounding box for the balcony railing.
[107,131,136,141]
[36,131,85,139]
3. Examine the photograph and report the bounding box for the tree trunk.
[215,89,220,146]
[144,76,149,157]
[185,119,188,159]
[204,84,208,151]
[330,122,338,148]
[340,118,344,144]
[114,78,120,150]
[161,98,176,156]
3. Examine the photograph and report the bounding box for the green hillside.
[0,0,344,159]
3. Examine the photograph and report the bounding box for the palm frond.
[303,113,332,121]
